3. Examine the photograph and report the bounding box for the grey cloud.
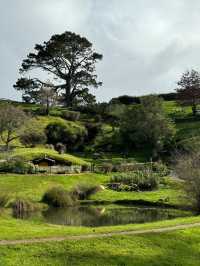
[1,0,200,101]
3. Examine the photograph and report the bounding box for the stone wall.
[37,165,83,174]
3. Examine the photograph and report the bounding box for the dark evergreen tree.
[14,31,103,107]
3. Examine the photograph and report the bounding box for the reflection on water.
[13,204,193,227]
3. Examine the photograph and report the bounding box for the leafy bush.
[72,183,101,200]
[84,122,102,143]
[61,110,80,121]
[42,187,75,207]
[109,171,159,192]
[119,95,176,156]
[46,121,87,150]
[0,159,35,174]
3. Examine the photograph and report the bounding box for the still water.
[13,204,193,227]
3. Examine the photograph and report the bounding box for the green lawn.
[163,100,192,117]
[162,101,200,140]
[0,173,107,202]
[0,172,189,243]
[1,224,200,265]
[93,186,183,206]
[176,120,200,139]
[0,173,184,207]
[0,209,199,240]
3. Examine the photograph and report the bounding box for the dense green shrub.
[61,110,80,121]
[119,95,176,157]
[84,122,102,143]
[109,171,159,192]
[42,187,75,207]
[46,121,87,150]
[0,159,35,174]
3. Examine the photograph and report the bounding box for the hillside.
[0,98,199,161]
[9,148,89,166]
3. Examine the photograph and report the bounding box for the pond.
[12,204,194,227]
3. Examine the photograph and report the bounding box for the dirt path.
[0,222,200,246]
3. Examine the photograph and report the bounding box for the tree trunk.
[63,80,73,107]
[5,140,9,151]
[192,104,197,116]
[46,98,50,115]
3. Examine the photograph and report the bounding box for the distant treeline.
[110,92,177,105]
[0,92,177,108]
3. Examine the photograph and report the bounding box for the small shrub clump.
[109,171,159,192]
[0,194,9,207]
[12,199,36,212]
[42,187,75,207]
[12,198,40,219]
[72,183,101,200]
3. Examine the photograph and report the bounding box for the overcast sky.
[1,0,200,102]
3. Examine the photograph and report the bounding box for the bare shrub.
[175,152,200,211]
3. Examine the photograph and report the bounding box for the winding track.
[0,222,200,246]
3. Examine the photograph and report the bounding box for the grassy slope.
[0,114,86,146]
[0,173,107,202]
[0,173,184,206]
[163,101,200,140]
[9,147,89,166]
[1,225,200,265]
[1,100,199,162]
[36,115,85,130]
[0,211,199,240]
[176,120,200,139]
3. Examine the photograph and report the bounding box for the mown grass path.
[1,222,200,246]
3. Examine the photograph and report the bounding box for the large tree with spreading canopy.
[14,31,103,107]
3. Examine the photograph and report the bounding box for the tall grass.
[72,183,101,200]
[0,194,9,207]
[42,187,75,207]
